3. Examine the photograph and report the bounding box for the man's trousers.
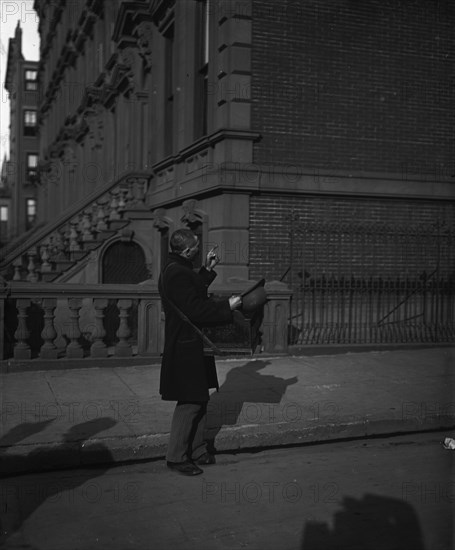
[166,401,208,462]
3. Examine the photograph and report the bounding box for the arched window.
[101,241,149,347]
[102,241,149,284]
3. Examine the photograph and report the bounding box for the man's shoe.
[167,460,203,476]
[194,452,216,465]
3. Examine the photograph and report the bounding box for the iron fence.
[288,217,455,345]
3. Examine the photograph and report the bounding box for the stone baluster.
[124,182,135,209]
[95,200,108,232]
[69,220,81,251]
[117,189,126,215]
[66,298,84,358]
[48,232,58,256]
[40,240,52,272]
[52,230,66,260]
[115,299,133,356]
[77,212,85,234]
[90,203,99,234]
[90,298,108,357]
[26,248,38,282]
[13,257,23,281]
[108,189,121,221]
[62,225,71,255]
[14,298,31,359]
[39,298,58,358]
[81,210,94,241]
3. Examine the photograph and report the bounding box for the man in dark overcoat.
[158,228,242,476]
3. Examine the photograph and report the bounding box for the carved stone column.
[69,220,81,251]
[51,230,67,261]
[90,298,108,357]
[39,298,58,359]
[40,240,52,272]
[14,299,31,359]
[95,199,109,232]
[13,258,23,281]
[108,189,121,221]
[66,298,84,358]
[81,210,94,242]
[115,299,133,357]
[27,248,38,283]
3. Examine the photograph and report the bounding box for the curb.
[2,416,454,476]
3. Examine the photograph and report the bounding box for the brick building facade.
[1,0,453,352]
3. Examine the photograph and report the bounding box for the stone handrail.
[2,281,162,363]
[6,281,157,298]
[0,170,151,268]
[1,280,292,366]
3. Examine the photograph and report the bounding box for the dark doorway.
[101,241,149,347]
[102,241,149,284]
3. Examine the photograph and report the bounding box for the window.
[26,153,39,182]
[163,23,175,157]
[24,110,37,136]
[25,70,38,91]
[194,0,209,139]
[26,198,36,229]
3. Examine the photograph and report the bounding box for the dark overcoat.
[158,252,233,402]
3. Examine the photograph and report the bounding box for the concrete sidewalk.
[1,347,454,475]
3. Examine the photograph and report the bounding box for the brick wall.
[249,195,455,282]
[251,0,455,177]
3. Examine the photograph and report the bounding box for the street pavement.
[0,433,452,550]
[0,346,454,476]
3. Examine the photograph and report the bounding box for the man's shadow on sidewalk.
[0,417,116,548]
[301,493,427,550]
[205,359,298,453]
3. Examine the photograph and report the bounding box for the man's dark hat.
[240,278,267,313]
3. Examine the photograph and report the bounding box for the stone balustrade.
[1,173,151,283]
[2,282,162,365]
[1,280,292,370]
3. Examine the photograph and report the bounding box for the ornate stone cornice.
[38,0,166,122]
[39,0,103,113]
[114,47,136,95]
[38,0,165,145]
[43,114,88,163]
[80,85,104,113]
[39,2,64,64]
[150,0,175,28]
[62,38,78,64]
[87,117,104,150]
[112,1,151,43]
